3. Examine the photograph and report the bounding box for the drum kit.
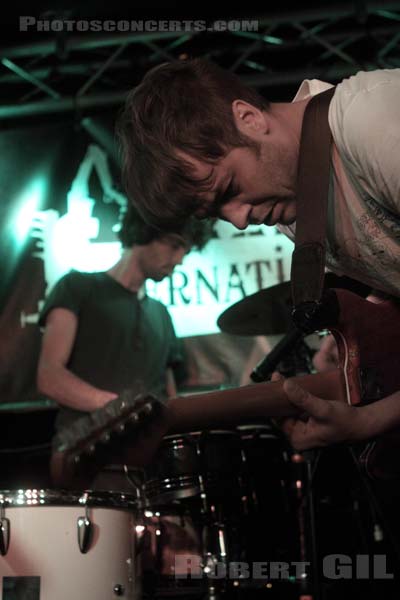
[139,423,297,599]
[0,489,139,599]
[0,277,373,600]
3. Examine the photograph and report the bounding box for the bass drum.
[0,489,140,600]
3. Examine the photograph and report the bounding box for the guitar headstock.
[51,390,168,487]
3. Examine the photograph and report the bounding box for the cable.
[0,443,51,454]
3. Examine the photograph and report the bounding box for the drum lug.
[77,514,93,554]
[0,517,10,556]
[113,583,125,596]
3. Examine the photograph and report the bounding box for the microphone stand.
[250,331,321,600]
[250,327,305,383]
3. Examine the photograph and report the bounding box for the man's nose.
[173,249,186,265]
[219,203,250,230]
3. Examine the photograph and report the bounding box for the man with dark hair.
[117,58,271,227]
[116,58,400,451]
[37,208,211,441]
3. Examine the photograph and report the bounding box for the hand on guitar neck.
[278,378,388,451]
[267,368,367,450]
[277,378,400,482]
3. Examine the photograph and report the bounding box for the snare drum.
[0,489,140,600]
[144,430,242,506]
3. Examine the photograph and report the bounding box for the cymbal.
[217,273,370,336]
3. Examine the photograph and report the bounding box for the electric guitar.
[51,288,400,486]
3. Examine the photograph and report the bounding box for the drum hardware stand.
[201,522,230,599]
[291,444,400,600]
[347,446,400,571]
[197,478,230,600]
[291,450,322,600]
[122,464,148,560]
[250,335,321,600]
[0,503,10,556]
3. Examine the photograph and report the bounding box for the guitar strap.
[290,86,336,331]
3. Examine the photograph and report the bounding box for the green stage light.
[14,175,47,245]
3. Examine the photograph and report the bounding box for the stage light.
[14,175,47,246]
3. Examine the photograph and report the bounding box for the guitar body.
[329,289,400,406]
[329,290,400,479]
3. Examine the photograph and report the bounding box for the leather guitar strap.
[290,86,336,330]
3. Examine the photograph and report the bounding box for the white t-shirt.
[279,69,400,297]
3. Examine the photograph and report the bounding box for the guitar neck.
[167,369,346,434]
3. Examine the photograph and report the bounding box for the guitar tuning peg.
[117,423,125,434]
[74,455,81,464]
[86,445,96,455]
[101,432,110,443]
[130,414,139,423]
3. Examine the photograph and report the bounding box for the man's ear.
[232,99,269,134]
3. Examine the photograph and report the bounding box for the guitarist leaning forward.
[117,59,400,454]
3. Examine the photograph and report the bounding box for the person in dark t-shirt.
[37,207,211,439]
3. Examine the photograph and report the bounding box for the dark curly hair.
[118,204,214,250]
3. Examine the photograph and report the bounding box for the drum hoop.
[0,489,138,509]
[163,429,238,442]
[236,424,275,432]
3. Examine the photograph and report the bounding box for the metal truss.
[0,1,399,120]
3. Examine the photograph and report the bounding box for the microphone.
[250,327,305,383]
